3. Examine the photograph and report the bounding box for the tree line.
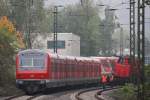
[0,0,116,56]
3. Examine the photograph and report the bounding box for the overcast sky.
[45,0,150,37]
[44,0,130,27]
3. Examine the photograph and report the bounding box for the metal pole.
[137,0,145,100]
[120,27,123,56]
[129,0,136,84]
[53,6,58,53]
[27,0,32,49]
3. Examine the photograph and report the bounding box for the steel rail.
[5,94,25,100]
[75,86,115,100]
[5,93,42,100]
[95,86,122,100]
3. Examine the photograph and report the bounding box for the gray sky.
[44,0,130,25]
[45,0,150,37]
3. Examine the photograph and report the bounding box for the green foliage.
[108,84,136,100]
[0,0,46,48]
[145,65,150,80]
[0,29,16,86]
[120,84,136,99]
[0,17,19,86]
[144,65,150,100]
[100,7,116,56]
[0,0,10,17]
[9,0,45,32]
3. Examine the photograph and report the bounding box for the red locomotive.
[92,56,133,83]
[114,56,131,77]
[16,49,102,94]
[113,56,132,84]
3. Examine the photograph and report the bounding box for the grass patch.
[108,84,136,100]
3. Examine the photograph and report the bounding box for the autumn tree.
[0,16,24,86]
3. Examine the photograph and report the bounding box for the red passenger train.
[16,49,103,94]
[16,49,133,94]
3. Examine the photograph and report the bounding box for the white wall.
[32,33,80,56]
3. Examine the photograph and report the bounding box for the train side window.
[54,58,58,72]
[127,57,131,64]
[62,60,65,72]
[54,59,57,72]
[59,59,62,72]
[123,57,130,65]
[118,56,123,64]
[51,58,55,72]
[57,59,59,72]
[64,59,67,75]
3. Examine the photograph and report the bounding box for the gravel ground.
[0,86,104,100]
[77,89,100,100]
[100,89,117,100]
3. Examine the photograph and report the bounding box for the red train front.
[16,49,50,94]
[114,56,131,83]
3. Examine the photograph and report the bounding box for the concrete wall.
[32,33,80,56]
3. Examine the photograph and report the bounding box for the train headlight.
[17,80,23,84]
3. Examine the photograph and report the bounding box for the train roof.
[91,56,118,60]
[18,49,46,55]
[18,49,101,63]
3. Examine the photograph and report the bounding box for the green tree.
[100,6,116,56]
[9,0,46,48]
[57,0,102,56]
[0,0,10,17]
[9,0,45,32]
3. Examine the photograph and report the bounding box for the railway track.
[4,94,42,100]
[3,85,87,100]
[4,94,24,100]
[3,85,121,100]
[75,86,121,100]
[75,87,103,100]
[95,86,121,100]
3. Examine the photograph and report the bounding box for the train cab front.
[16,49,50,94]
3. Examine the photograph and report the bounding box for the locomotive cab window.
[19,52,46,70]
[117,56,124,64]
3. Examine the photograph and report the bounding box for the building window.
[47,40,65,49]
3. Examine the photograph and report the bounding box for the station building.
[32,33,80,56]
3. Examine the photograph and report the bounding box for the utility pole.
[26,0,33,49]
[137,0,145,100]
[53,6,58,53]
[120,27,123,56]
[129,0,136,84]
[130,0,136,63]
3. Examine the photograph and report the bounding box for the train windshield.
[19,52,46,70]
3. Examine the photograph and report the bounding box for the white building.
[32,33,80,56]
